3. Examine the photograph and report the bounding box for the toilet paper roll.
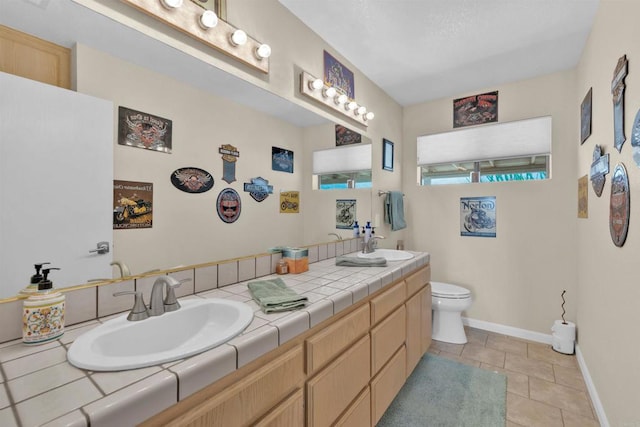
[551,320,576,339]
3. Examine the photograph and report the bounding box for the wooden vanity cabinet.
[253,389,304,427]
[406,284,432,376]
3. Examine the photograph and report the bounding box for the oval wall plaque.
[216,188,241,223]
[171,167,214,193]
[609,163,630,247]
[631,109,640,167]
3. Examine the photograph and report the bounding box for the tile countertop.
[0,251,429,427]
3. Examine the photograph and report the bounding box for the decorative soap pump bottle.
[22,268,65,345]
[353,220,360,237]
[19,262,51,296]
[364,221,372,244]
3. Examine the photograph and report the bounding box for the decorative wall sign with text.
[460,196,496,238]
[590,145,609,197]
[631,109,640,167]
[578,175,588,219]
[244,177,273,202]
[335,124,362,146]
[272,147,294,173]
[580,88,592,144]
[118,106,172,153]
[609,163,629,247]
[171,167,213,193]
[216,188,241,223]
[219,144,239,184]
[280,191,299,213]
[612,55,628,152]
[324,50,354,99]
[336,199,356,229]
[453,91,498,128]
[113,180,153,229]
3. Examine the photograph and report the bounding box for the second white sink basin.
[357,249,414,261]
[67,298,253,371]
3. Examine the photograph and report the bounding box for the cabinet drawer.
[370,280,406,324]
[254,389,304,427]
[306,335,371,427]
[371,345,407,425]
[371,305,406,375]
[306,304,370,374]
[334,386,370,427]
[405,265,430,297]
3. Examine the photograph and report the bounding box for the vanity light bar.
[122,0,271,74]
[299,71,373,126]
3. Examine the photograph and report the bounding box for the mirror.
[0,0,375,299]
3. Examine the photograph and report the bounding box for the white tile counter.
[0,251,429,426]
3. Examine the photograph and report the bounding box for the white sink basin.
[67,298,253,371]
[357,249,415,261]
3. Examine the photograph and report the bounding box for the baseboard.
[575,344,609,427]
[462,317,609,427]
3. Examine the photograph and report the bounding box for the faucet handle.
[113,291,150,321]
[163,278,191,313]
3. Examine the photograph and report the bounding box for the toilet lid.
[431,281,471,298]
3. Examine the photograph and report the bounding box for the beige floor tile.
[553,363,587,392]
[562,409,601,427]
[505,353,554,382]
[529,376,594,418]
[507,392,563,427]
[486,334,528,356]
[435,351,480,368]
[506,421,525,427]
[464,327,489,345]
[481,364,529,398]
[527,342,577,368]
[461,343,506,368]
[430,339,464,356]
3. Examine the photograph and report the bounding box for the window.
[313,144,372,190]
[417,116,551,186]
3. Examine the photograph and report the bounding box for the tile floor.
[428,327,600,427]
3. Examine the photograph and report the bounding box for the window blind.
[313,144,372,174]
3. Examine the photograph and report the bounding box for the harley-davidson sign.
[609,163,630,247]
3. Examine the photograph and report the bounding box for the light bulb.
[322,87,337,98]
[334,94,348,105]
[356,106,367,116]
[365,111,375,121]
[255,44,271,59]
[345,101,358,111]
[308,78,323,91]
[230,29,248,46]
[199,10,218,29]
[160,0,183,8]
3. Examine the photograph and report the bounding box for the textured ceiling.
[279,0,600,106]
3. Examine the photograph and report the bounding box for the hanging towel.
[384,191,407,231]
[335,256,387,267]
[247,278,308,313]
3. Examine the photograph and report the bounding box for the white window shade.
[417,116,552,166]
[313,144,372,174]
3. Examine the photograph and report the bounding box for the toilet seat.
[431,281,471,299]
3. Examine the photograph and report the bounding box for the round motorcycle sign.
[216,188,241,223]
[609,163,630,247]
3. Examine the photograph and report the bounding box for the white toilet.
[431,281,473,344]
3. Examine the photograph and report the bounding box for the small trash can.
[551,320,576,354]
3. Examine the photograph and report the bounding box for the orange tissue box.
[282,247,309,274]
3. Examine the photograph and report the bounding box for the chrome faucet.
[149,276,183,316]
[363,235,385,254]
[328,233,343,241]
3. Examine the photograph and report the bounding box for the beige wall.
[576,1,640,424]
[402,70,579,334]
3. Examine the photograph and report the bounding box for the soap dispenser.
[19,262,51,296]
[23,267,65,345]
[353,220,360,237]
[364,221,372,244]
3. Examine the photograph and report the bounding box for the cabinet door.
[405,291,422,376]
[306,335,371,427]
[254,389,304,427]
[334,386,370,427]
[421,283,433,354]
[371,345,407,425]
[371,305,406,375]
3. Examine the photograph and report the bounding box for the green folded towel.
[247,278,308,313]
[335,256,387,267]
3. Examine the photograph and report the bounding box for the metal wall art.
[631,109,640,167]
[580,88,592,144]
[578,175,588,219]
[171,167,213,193]
[219,144,239,184]
[118,106,172,153]
[280,191,299,213]
[609,163,630,247]
[272,147,294,173]
[324,50,354,99]
[216,188,241,223]
[590,145,609,197]
[612,55,628,152]
[453,90,498,128]
[460,196,496,238]
[244,177,273,202]
[113,180,153,229]
[336,199,356,229]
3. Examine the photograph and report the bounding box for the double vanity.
[0,243,431,426]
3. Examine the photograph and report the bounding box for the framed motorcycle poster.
[460,196,496,237]
[113,180,153,229]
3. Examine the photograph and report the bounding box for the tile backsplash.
[0,239,360,343]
